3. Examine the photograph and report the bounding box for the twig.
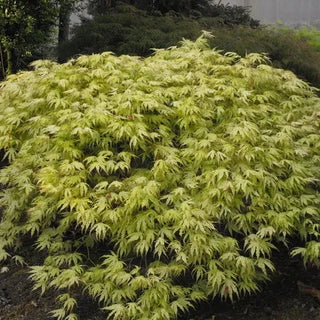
[297,281,320,300]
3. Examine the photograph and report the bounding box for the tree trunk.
[5,47,16,75]
[58,4,71,44]
[184,0,191,13]
[0,44,6,79]
[58,2,72,62]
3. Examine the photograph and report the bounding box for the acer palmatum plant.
[1,35,320,320]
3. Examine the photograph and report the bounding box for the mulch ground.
[1,252,320,320]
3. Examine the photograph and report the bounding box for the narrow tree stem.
[0,44,6,79]
[6,47,13,75]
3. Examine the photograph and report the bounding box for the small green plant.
[1,35,320,320]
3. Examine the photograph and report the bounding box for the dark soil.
[1,253,320,320]
[0,263,106,320]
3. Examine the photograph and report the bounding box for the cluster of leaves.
[0,0,84,78]
[0,0,59,76]
[1,36,320,320]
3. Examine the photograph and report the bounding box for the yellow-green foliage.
[1,35,320,320]
[292,26,320,53]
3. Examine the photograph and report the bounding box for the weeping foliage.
[1,35,320,320]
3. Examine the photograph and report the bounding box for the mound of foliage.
[1,35,320,320]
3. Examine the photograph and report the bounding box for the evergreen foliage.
[87,0,258,26]
[60,7,320,88]
[1,35,320,320]
[0,0,58,76]
[0,0,82,78]
[59,8,203,58]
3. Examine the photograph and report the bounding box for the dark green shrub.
[208,26,320,88]
[199,1,259,26]
[60,7,320,88]
[87,0,259,27]
[1,35,320,320]
[60,2,258,61]
[59,10,203,59]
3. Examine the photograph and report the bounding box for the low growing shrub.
[1,35,320,320]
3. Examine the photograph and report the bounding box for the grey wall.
[219,0,320,24]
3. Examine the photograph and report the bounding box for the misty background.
[219,0,320,25]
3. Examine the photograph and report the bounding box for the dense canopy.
[1,36,320,320]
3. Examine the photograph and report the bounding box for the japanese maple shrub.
[0,35,320,320]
